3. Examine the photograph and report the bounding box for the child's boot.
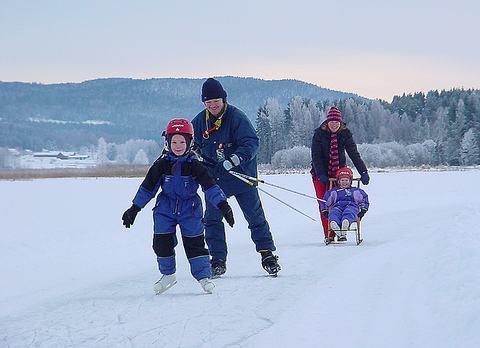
[199,278,215,294]
[330,221,341,233]
[336,219,349,241]
[153,274,177,295]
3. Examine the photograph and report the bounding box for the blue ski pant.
[153,232,211,281]
[329,204,359,226]
[204,187,275,262]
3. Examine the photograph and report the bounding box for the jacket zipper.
[174,198,179,215]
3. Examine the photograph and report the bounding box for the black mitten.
[122,204,141,228]
[358,208,367,220]
[218,201,235,227]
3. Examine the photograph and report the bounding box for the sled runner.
[324,177,364,246]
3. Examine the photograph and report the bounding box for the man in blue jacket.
[191,78,280,277]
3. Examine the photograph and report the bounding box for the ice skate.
[260,250,281,276]
[325,236,335,244]
[153,274,177,295]
[199,278,215,294]
[211,259,226,278]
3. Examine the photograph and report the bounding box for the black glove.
[218,201,235,227]
[318,175,329,185]
[212,161,228,178]
[321,210,329,218]
[360,171,370,185]
[358,208,367,220]
[122,204,141,228]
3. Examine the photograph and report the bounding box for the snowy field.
[1,170,479,347]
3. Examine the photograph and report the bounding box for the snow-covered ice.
[1,170,479,347]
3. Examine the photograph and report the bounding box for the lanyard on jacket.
[203,103,228,139]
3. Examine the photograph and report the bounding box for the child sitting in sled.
[121,118,235,295]
[320,166,369,242]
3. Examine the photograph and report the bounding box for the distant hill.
[0,76,359,150]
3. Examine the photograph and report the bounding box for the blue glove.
[360,171,370,185]
[318,175,329,185]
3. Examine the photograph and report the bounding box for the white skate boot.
[199,278,215,294]
[337,219,349,241]
[330,221,341,233]
[153,274,177,295]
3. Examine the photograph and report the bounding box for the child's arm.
[322,189,338,210]
[191,160,234,227]
[132,158,167,210]
[353,188,369,219]
[361,189,369,210]
[122,159,167,228]
[191,160,227,206]
[353,188,369,210]
[122,158,167,228]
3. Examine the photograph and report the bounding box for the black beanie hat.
[201,78,227,102]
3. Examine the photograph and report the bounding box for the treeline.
[0,77,355,150]
[96,138,161,165]
[256,88,480,167]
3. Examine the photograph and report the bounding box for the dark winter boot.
[260,250,281,276]
[211,259,226,278]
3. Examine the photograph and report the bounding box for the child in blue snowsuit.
[320,167,369,242]
[122,119,235,294]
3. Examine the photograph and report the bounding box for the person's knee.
[152,233,175,257]
[182,235,209,259]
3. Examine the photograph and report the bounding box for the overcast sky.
[1,0,479,101]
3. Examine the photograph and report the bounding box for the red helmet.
[336,167,353,180]
[165,118,194,137]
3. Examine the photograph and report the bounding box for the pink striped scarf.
[328,132,339,178]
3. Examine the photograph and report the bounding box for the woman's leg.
[312,176,333,238]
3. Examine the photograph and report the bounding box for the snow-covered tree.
[116,139,159,164]
[271,146,311,169]
[460,128,480,165]
[96,138,109,165]
[0,147,15,168]
[256,105,272,164]
[264,98,285,154]
[287,96,305,147]
[133,149,149,165]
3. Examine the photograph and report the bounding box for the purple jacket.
[320,186,369,212]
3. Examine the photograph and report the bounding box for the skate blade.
[264,266,281,277]
[153,280,177,295]
[210,273,225,279]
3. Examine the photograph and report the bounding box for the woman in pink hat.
[311,106,369,243]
